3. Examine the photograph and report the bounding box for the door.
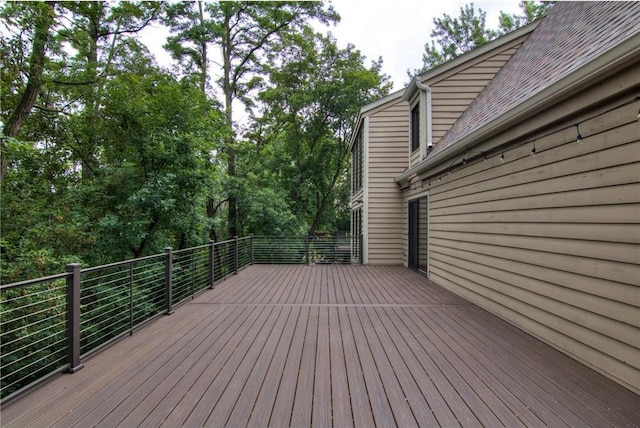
[408,196,428,275]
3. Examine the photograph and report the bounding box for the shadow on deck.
[2,265,638,427]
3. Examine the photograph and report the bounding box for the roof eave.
[395,33,640,184]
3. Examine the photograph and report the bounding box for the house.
[349,21,537,265]
[350,2,640,394]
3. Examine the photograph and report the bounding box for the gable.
[428,38,526,148]
[431,2,640,157]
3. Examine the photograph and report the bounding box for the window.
[351,209,362,263]
[411,103,420,153]
[351,128,363,194]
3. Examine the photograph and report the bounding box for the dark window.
[351,128,363,193]
[351,209,362,263]
[411,103,420,152]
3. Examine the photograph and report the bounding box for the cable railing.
[0,234,360,402]
[252,235,359,265]
[0,273,69,402]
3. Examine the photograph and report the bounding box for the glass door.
[408,196,428,275]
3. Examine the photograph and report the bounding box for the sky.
[321,0,523,90]
[140,0,524,92]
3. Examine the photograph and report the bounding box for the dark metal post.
[129,262,134,335]
[190,251,195,299]
[209,240,215,289]
[65,263,84,373]
[234,236,239,275]
[165,247,173,314]
[305,236,310,265]
[250,234,254,265]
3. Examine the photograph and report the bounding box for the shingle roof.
[430,1,640,156]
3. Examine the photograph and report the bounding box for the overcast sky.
[140,1,523,92]
[322,0,523,90]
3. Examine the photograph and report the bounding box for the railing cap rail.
[1,272,71,291]
[81,253,165,274]
[172,243,211,255]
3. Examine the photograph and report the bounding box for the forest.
[1,1,392,283]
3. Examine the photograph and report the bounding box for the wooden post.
[65,263,84,373]
[165,247,173,314]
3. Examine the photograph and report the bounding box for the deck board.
[2,265,639,427]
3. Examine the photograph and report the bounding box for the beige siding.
[409,149,420,167]
[429,45,522,147]
[367,101,409,264]
[414,97,640,393]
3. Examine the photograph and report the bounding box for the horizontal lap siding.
[430,45,522,147]
[368,102,409,264]
[426,98,640,393]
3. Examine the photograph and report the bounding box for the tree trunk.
[222,11,237,238]
[1,2,55,184]
[80,2,102,180]
[307,148,348,236]
[198,1,207,93]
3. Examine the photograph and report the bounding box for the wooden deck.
[2,265,638,427]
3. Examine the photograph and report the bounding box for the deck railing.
[0,235,360,402]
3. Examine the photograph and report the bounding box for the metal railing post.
[129,262,134,335]
[165,247,173,314]
[190,251,195,299]
[234,236,239,274]
[209,240,215,289]
[65,263,84,373]
[305,236,310,265]
[250,234,254,265]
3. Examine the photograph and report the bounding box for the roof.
[430,1,640,157]
[403,21,538,102]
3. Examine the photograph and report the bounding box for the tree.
[92,70,224,260]
[1,1,221,274]
[421,3,496,72]
[163,1,339,238]
[1,2,56,184]
[498,1,552,35]
[252,30,391,235]
[412,1,552,76]
[50,1,161,179]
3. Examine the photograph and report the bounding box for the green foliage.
[423,3,496,71]
[250,30,391,235]
[162,1,340,237]
[498,1,552,35]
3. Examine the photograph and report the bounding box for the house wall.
[367,101,409,264]
[402,72,640,393]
